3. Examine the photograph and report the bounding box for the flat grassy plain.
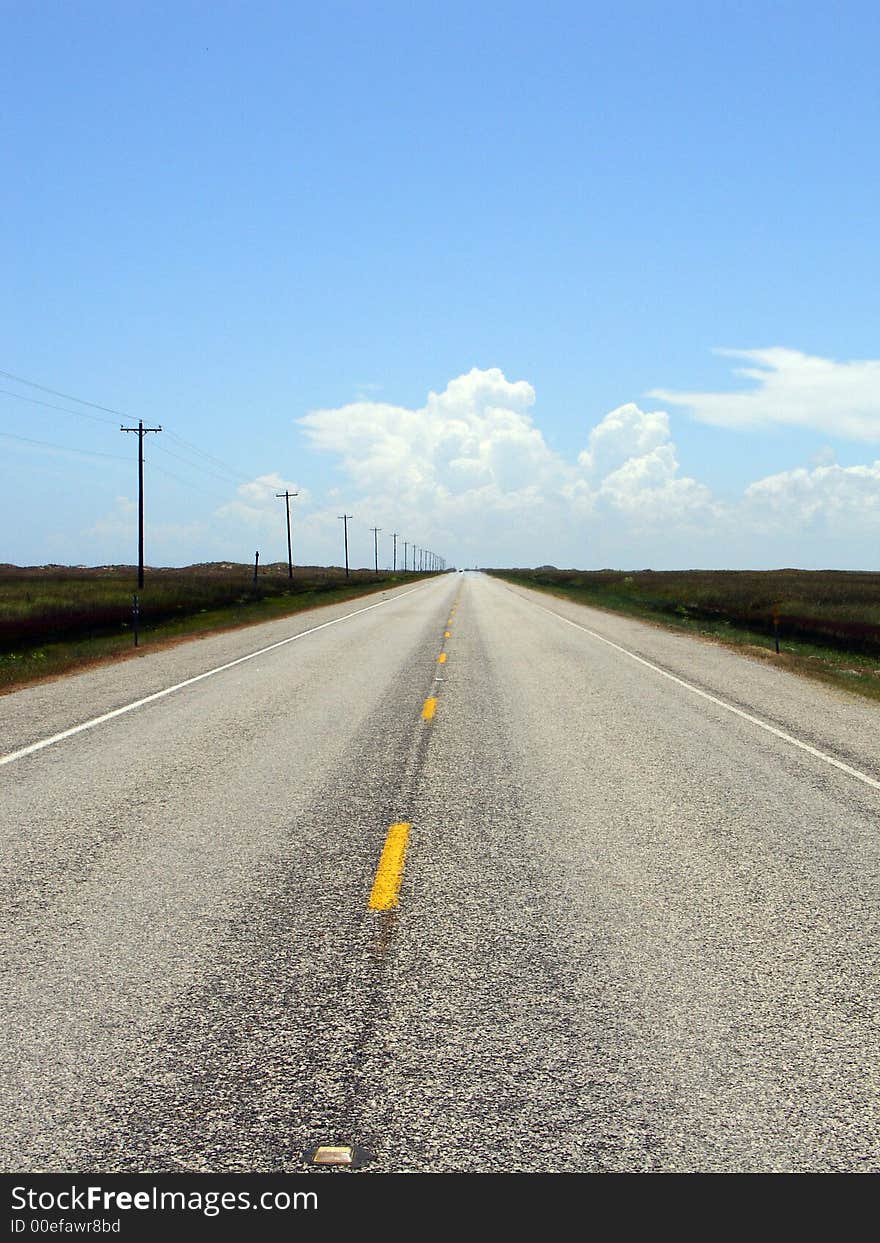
[488,567,880,702]
[0,562,432,693]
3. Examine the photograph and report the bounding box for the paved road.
[2,572,879,1172]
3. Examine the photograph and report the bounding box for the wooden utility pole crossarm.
[120,419,162,589]
[276,489,299,578]
[338,514,352,577]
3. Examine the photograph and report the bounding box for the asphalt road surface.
[2,572,879,1173]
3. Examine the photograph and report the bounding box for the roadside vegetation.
[0,563,434,693]
[488,567,880,702]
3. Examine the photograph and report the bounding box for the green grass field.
[488,567,880,702]
[0,562,433,692]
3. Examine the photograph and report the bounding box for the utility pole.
[338,514,352,577]
[403,540,408,572]
[370,526,381,574]
[275,489,298,578]
[120,418,162,589]
[391,532,398,572]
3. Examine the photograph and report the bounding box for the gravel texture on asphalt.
[2,573,878,1172]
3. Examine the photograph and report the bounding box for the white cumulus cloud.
[299,367,551,500]
[579,402,671,475]
[99,362,880,569]
[296,370,721,565]
[599,444,717,525]
[579,403,717,528]
[744,461,880,532]
[649,347,880,441]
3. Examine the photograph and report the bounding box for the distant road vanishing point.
[2,572,879,1172]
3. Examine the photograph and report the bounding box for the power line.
[149,460,219,497]
[3,369,448,573]
[0,430,129,463]
[152,440,243,486]
[0,368,132,419]
[2,427,244,503]
[1,366,254,486]
[163,430,252,484]
[0,388,119,427]
[0,428,222,517]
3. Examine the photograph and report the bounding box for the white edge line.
[518,590,880,795]
[1,583,432,767]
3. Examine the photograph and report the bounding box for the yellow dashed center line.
[368,822,412,910]
[366,592,464,913]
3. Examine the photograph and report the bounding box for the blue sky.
[2,0,879,570]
